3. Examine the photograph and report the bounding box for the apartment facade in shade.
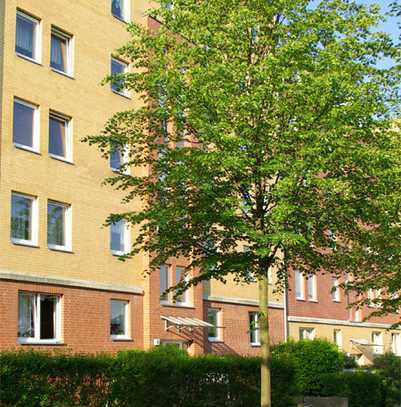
[0,0,399,362]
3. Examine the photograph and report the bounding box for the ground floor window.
[18,292,61,343]
[249,312,260,345]
[299,327,315,340]
[110,299,130,340]
[207,308,222,341]
[333,329,342,348]
[391,333,401,356]
[372,331,383,354]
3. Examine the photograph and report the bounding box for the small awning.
[161,315,213,331]
[350,339,375,365]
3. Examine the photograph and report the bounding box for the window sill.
[308,299,318,303]
[12,240,39,248]
[111,336,132,342]
[49,154,74,165]
[14,143,41,155]
[250,342,261,347]
[48,245,73,253]
[111,250,129,257]
[296,297,305,302]
[19,340,64,345]
[332,299,341,303]
[160,302,195,309]
[111,89,131,100]
[112,14,130,24]
[50,67,74,79]
[208,338,223,343]
[16,52,42,66]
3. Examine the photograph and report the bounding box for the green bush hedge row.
[0,346,298,407]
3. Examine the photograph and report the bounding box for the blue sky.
[358,0,399,41]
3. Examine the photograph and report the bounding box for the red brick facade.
[0,279,143,353]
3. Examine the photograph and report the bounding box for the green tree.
[85,1,401,405]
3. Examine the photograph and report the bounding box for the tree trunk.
[259,271,271,407]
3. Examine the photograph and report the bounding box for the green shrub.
[272,339,344,396]
[0,348,298,407]
[373,353,401,407]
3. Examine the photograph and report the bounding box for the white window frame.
[249,312,260,346]
[333,329,343,348]
[110,219,130,256]
[16,10,41,63]
[207,308,222,342]
[307,274,317,302]
[331,278,340,302]
[110,144,130,174]
[13,98,40,153]
[11,192,39,247]
[174,266,188,305]
[111,57,130,98]
[47,200,72,252]
[159,264,170,304]
[295,270,304,300]
[48,111,73,163]
[18,292,62,344]
[391,333,401,356]
[354,308,362,322]
[111,0,131,22]
[50,26,74,77]
[110,299,130,340]
[372,331,383,354]
[299,327,315,340]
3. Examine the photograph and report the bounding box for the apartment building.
[0,0,398,362]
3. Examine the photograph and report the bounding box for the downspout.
[283,282,289,341]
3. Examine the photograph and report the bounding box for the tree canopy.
[85,0,401,310]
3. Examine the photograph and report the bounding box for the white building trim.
[204,295,284,309]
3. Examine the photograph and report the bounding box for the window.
[18,292,61,343]
[111,58,129,96]
[207,308,221,341]
[110,145,129,173]
[50,27,73,76]
[368,289,381,308]
[160,264,169,302]
[110,219,130,255]
[47,201,71,251]
[391,333,401,356]
[110,300,129,339]
[175,266,187,304]
[111,0,130,21]
[299,327,315,340]
[49,112,72,161]
[333,329,342,348]
[13,98,39,151]
[331,278,340,302]
[307,274,317,301]
[16,11,40,62]
[249,312,260,345]
[295,270,304,300]
[354,308,362,322]
[372,331,383,354]
[11,192,38,246]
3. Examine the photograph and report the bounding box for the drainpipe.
[284,283,289,342]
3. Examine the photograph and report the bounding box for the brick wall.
[0,279,143,353]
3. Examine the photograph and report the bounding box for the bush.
[272,339,344,395]
[0,348,299,407]
[373,353,401,407]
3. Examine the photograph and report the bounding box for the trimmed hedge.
[0,346,299,407]
[272,339,344,395]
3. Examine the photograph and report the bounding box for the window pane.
[110,146,122,170]
[175,267,185,303]
[112,0,124,19]
[160,264,169,301]
[16,13,35,58]
[111,220,124,252]
[249,313,259,344]
[207,309,218,338]
[48,202,65,246]
[307,274,315,299]
[49,115,67,157]
[11,194,32,241]
[110,300,126,335]
[111,59,126,93]
[40,296,57,339]
[50,34,67,72]
[18,292,35,338]
[295,271,302,298]
[13,100,34,147]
